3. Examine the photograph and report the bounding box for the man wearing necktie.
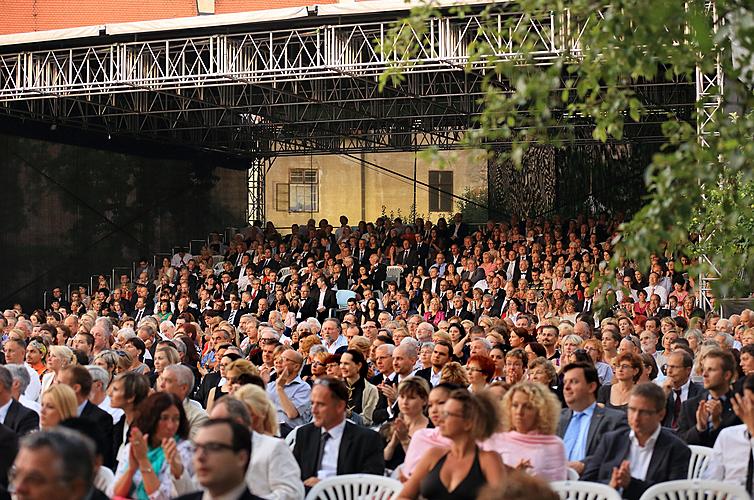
[661,351,703,429]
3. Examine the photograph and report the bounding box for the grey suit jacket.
[556,404,628,463]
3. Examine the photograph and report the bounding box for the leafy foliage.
[380,0,754,297]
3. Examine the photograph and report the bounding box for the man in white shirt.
[644,272,669,306]
[321,318,348,354]
[704,374,754,491]
[581,383,690,500]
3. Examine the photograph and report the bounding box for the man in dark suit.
[0,366,37,436]
[58,366,114,467]
[661,350,704,429]
[581,383,690,500]
[293,377,383,489]
[448,213,469,243]
[297,285,318,321]
[397,240,419,274]
[447,294,473,321]
[256,248,280,274]
[423,266,442,295]
[223,297,248,327]
[175,419,264,500]
[557,363,627,476]
[677,349,741,447]
[314,277,338,322]
[367,254,387,290]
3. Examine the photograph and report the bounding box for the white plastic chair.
[386,265,403,283]
[304,473,402,500]
[639,479,750,500]
[284,426,298,450]
[566,467,580,481]
[550,480,622,500]
[278,266,291,278]
[687,445,713,479]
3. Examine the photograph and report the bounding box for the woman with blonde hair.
[233,385,279,436]
[40,384,78,429]
[42,345,76,394]
[583,338,613,385]
[483,381,566,481]
[439,361,469,386]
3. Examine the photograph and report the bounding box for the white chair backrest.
[687,445,713,479]
[304,473,402,500]
[278,266,291,278]
[284,426,298,450]
[386,266,403,281]
[639,479,750,500]
[213,261,226,275]
[336,290,357,308]
[566,467,580,481]
[550,480,622,500]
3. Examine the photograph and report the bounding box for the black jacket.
[3,399,38,436]
[292,420,384,481]
[581,427,690,500]
[81,401,115,467]
[175,487,264,500]
[677,389,741,447]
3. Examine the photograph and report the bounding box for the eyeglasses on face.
[194,442,236,454]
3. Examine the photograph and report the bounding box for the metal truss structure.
[0,4,700,222]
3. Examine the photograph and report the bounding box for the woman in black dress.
[395,389,504,500]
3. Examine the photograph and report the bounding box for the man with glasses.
[581,383,690,500]
[176,419,264,500]
[661,350,703,429]
[266,350,311,436]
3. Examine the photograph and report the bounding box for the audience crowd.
[1,212,754,500]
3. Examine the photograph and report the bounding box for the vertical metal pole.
[247,157,266,225]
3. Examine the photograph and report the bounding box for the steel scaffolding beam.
[247,156,273,224]
[0,7,696,158]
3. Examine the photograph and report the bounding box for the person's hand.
[609,460,631,489]
[567,460,585,475]
[130,428,149,463]
[707,399,723,429]
[393,418,409,442]
[303,477,321,487]
[162,438,183,479]
[661,377,675,396]
[196,362,208,377]
[378,382,398,403]
[695,400,711,432]
[514,458,532,471]
[733,392,754,434]
[277,367,290,387]
[259,365,271,385]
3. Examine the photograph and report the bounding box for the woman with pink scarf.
[481,381,567,481]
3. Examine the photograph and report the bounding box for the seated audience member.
[4,363,40,415]
[157,364,208,439]
[678,348,741,447]
[597,352,642,412]
[396,389,504,499]
[111,392,195,500]
[467,354,495,393]
[292,376,384,488]
[704,374,754,487]
[210,396,304,500]
[41,345,76,395]
[266,349,311,435]
[383,377,430,471]
[483,381,567,481]
[110,371,151,468]
[174,419,265,500]
[40,384,77,430]
[59,417,113,497]
[57,365,114,464]
[9,428,99,500]
[581,383,690,500]
[660,350,703,429]
[3,338,42,401]
[340,349,378,426]
[556,362,627,476]
[401,383,457,478]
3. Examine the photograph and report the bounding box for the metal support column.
[696,0,724,312]
[247,156,275,225]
